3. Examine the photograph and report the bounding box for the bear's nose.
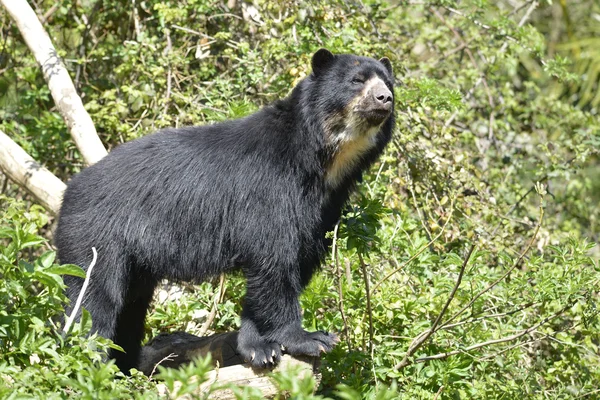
[370,81,393,109]
[375,90,393,105]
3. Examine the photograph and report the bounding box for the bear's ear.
[379,57,393,76]
[312,48,335,76]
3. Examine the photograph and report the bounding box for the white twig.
[150,352,178,379]
[499,1,539,53]
[63,247,97,333]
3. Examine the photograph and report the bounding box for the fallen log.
[139,331,321,399]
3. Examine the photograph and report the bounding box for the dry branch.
[1,0,107,166]
[332,222,352,350]
[198,274,226,336]
[358,253,374,357]
[0,130,66,214]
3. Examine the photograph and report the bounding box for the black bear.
[55,49,395,373]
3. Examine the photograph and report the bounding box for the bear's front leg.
[237,270,338,368]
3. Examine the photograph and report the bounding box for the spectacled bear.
[55,49,395,373]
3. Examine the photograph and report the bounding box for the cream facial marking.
[324,76,389,190]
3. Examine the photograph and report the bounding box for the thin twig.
[332,222,352,351]
[576,388,600,399]
[440,302,537,330]
[430,7,495,110]
[499,1,539,53]
[171,24,213,39]
[477,337,537,362]
[505,176,549,218]
[40,3,59,23]
[149,352,178,379]
[395,244,476,370]
[408,178,433,243]
[163,28,172,115]
[198,274,225,336]
[358,253,374,357]
[63,247,97,333]
[441,204,544,328]
[372,198,454,292]
[414,304,570,363]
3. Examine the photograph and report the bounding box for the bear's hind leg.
[64,274,122,341]
[112,278,157,374]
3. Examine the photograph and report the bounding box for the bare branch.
[414,304,569,364]
[149,352,178,379]
[198,274,226,336]
[433,386,444,400]
[1,0,107,165]
[499,1,540,53]
[440,302,537,331]
[430,7,495,110]
[332,222,352,350]
[0,129,66,214]
[395,244,477,370]
[441,204,544,328]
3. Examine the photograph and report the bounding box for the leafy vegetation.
[1,0,599,398]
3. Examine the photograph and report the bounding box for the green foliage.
[0,197,157,398]
[1,0,600,399]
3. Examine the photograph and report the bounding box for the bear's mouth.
[357,108,391,126]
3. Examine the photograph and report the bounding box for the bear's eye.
[351,76,365,84]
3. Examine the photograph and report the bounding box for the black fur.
[55,49,395,372]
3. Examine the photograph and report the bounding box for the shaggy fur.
[55,49,395,373]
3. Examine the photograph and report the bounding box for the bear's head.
[309,49,395,189]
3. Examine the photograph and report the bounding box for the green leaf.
[38,251,56,269]
[47,264,86,278]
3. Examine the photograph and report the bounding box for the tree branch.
[1,0,107,166]
[0,130,66,214]
[63,247,97,333]
[358,253,374,357]
[441,204,544,329]
[395,244,477,370]
[414,303,569,364]
[198,274,226,336]
[332,222,352,350]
